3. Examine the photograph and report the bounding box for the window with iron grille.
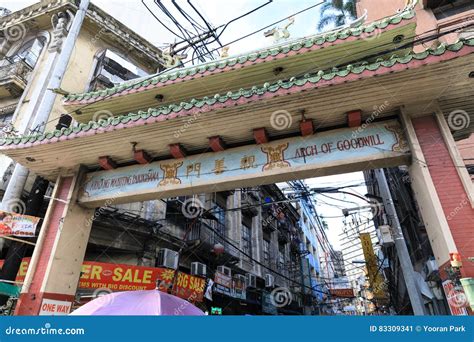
[278,248,285,271]
[212,203,226,243]
[241,223,252,256]
[263,239,270,265]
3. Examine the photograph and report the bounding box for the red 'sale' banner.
[0,258,205,302]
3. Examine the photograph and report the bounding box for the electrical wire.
[196,206,338,297]
[29,1,327,133]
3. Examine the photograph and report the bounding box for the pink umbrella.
[70,290,205,316]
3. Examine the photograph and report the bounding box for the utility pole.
[374,169,426,315]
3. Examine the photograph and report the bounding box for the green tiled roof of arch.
[2,38,472,148]
[63,8,417,103]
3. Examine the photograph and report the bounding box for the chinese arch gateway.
[12,116,474,316]
[79,120,409,207]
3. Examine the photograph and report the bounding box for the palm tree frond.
[332,0,344,10]
[318,0,359,31]
[334,14,346,27]
[317,14,339,31]
[319,2,335,16]
[343,1,357,18]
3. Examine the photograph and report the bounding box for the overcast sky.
[3,0,324,54]
[1,0,368,252]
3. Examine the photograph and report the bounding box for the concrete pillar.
[270,229,279,283]
[402,107,474,278]
[226,191,241,259]
[1,0,90,216]
[284,243,290,278]
[15,167,94,315]
[251,208,263,276]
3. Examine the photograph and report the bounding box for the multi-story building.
[364,167,450,315]
[75,184,313,315]
[285,181,340,315]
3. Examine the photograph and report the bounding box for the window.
[214,203,225,226]
[429,0,474,20]
[11,37,46,68]
[0,112,13,127]
[278,248,285,271]
[89,50,147,91]
[263,240,270,265]
[212,203,226,242]
[241,223,252,256]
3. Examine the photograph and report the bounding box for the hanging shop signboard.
[0,210,40,237]
[0,257,29,283]
[210,306,222,315]
[442,280,468,316]
[329,288,355,298]
[262,291,278,315]
[214,271,232,296]
[232,277,246,300]
[360,233,387,300]
[213,272,247,300]
[79,261,206,301]
[0,282,20,297]
[78,120,409,207]
[3,258,205,302]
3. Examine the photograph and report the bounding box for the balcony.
[278,229,290,244]
[262,210,277,233]
[186,219,240,261]
[277,220,291,243]
[241,191,259,215]
[0,60,32,98]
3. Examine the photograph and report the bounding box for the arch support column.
[401,106,474,279]
[15,167,94,315]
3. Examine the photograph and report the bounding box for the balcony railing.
[186,219,240,258]
[241,191,259,215]
[0,59,32,98]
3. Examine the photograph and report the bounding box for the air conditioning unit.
[423,259,439,280]
[378,225,394,246]
[291,285,301,293]
[156,248,178,269]
[246,273,257,288]
[234,274,246,285]
[191,262,207,277]
[217,265,231,277]
[265,274,274,288]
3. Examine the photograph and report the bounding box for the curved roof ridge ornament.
[405,0,419,11]
[264,16,295,44]
[394,0,418,15]
[347,9,367,29]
